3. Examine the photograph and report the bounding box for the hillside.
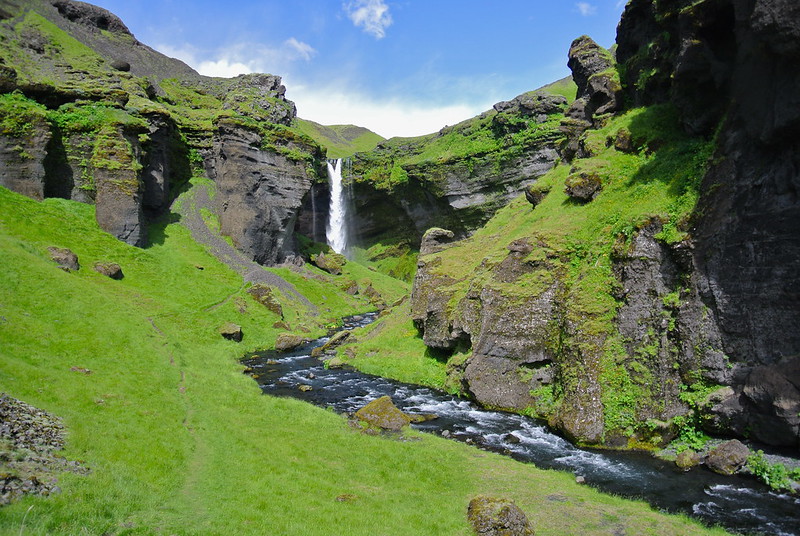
[1,0,799,533]
[294,119,384,159]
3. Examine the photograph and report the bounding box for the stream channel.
[242,313,799,536]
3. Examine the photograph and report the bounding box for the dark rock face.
[466,496,534,536]
[47,246,79,272]
[212,119,320,265]
[0,114,51,200]
[561,36,622,160]
[614,0,800,448]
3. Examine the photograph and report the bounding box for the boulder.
[354,396,411,431]
[247,284,284,317]
[466,496,534,536]
[564,171,602,202]
[311,252,347,275]
[93,262,124,280]
[524,184,550,208]
[321,330,351,352]
[47,247,80,272]
[275,333,305,351]
[675,450,701,470]
[420,228,455,255]
[706,440,750,475]
[219,322,243,342]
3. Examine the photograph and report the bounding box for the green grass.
[537,76,579,103]
[294,119,384,159]
[0,185,728,536]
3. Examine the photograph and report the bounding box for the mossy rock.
[274,333,305,351]
[466,495,534,536]
[706,440,750,476]
[219,322,243,342]
[311,252,346,275]
[524,184,551,208]
[247,284,283,317]
[564,171,602,202]
[354,396,410,431]
[93,261,123,279]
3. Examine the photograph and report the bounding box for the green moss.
[0,92,48,137]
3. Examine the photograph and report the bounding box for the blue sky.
[91,0,627,138]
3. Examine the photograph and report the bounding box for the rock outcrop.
[410,0,800,449]
[615,0,800,448]
[212,118,322,265]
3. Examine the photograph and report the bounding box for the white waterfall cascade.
[325,159,348,254]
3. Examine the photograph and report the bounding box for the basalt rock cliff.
[0,0,321,260]
[410,1,800,449]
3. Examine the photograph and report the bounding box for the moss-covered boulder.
[706,440,750,475]
[310,252,346,275]
[466,496,534,536]
[564,171,602,202]
[354,396,411,431]
[523,184,550,208]
[219,322,243,342]
[247,284,283,317]
[47,246,79,272]
[274,333,305,351]
[93,261,123,279]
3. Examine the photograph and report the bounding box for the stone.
[675,450,701,470]
[219,322,243,342]
[524,184,550,208]
[93,262,124,280]
[247,284,284,317]
[275,333,305,351]
[354,396,411,431]
[706,440,750,476]
[326,356,346,369]
[311,252,346,275]
[321,330,350,352]
[564,171,602,202]
[407,413,438,423]
[298,384,312,392]
[47,247,80,272]
[466,496,534,536]
[420,228,455,255]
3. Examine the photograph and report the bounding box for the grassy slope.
[343,105,713,437]
[294,119,384,159]
[0,186,726,536]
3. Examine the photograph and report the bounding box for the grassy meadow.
[0,184,729,535]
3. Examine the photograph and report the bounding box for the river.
[242,313,799,536]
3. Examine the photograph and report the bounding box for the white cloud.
[344,0,393,39]
[284,38,317,61]
[155,39,316,78]
[285,79,493,139]
[576,2,597,16]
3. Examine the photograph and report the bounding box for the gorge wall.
[410,0,800,449]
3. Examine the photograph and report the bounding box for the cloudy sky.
[91,0,627,138]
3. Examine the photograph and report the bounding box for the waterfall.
[326,159,348,255]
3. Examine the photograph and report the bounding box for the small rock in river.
[298,385,313,392]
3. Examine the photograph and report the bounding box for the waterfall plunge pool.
[242,313,800,536]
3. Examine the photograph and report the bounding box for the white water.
[325,159,347,254]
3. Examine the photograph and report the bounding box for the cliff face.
[410,3,800,450]
[321,92,567,248]
[0,0,322,260]
[618,0,800,447]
